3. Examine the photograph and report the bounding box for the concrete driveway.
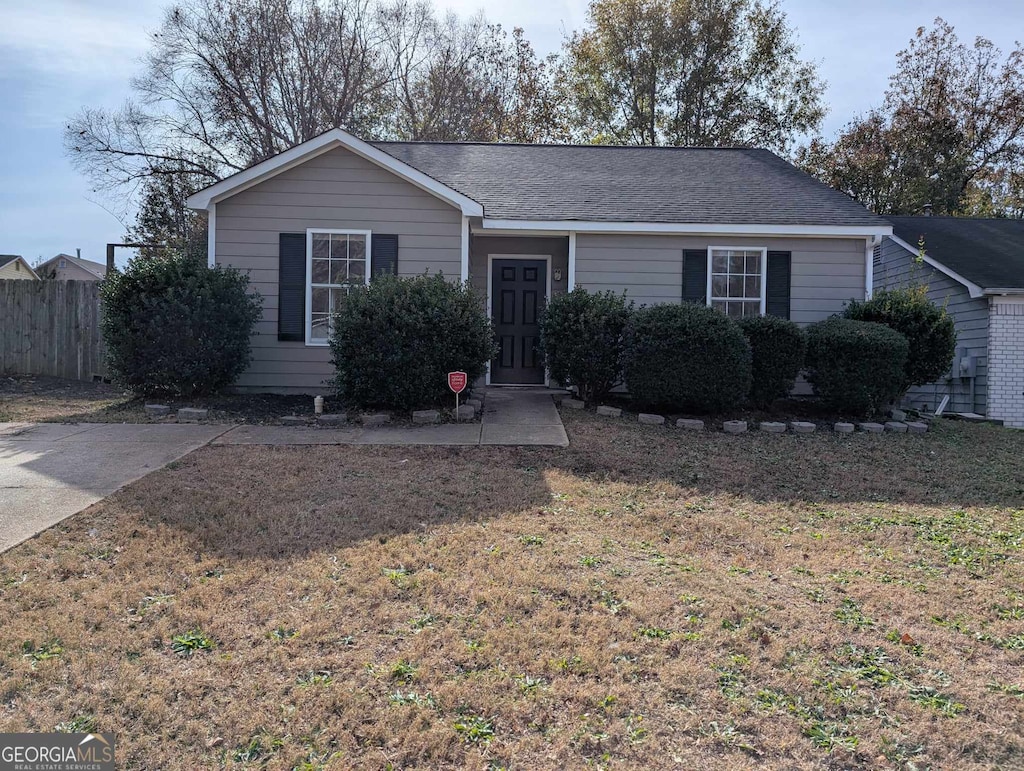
[0,422,226,553]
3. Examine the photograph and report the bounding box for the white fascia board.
[886,233,986,298]
[185,128,483,217]
[983,289,1024,298]
[480,219,892,239]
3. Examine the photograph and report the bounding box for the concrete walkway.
[0,390,566,553]
[213,388,569,448]
[0,422,228,553]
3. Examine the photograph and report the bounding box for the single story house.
[876,216,1024,428]
[186,128,891,393]
[34,253,108,281]
[0,255,39,281]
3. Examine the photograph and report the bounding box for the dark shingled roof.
[888,216,1024,291]
[0,255,24,269]
[370,142,885,227]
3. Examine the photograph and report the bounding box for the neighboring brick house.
[876,217,1024,428]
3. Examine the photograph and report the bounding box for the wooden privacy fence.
[0,279,108,380]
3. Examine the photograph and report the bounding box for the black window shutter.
[765,251,792,319]
[278,233,306,341]
[682,249,707,303]
[371,234,399,278]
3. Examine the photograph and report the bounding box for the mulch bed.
[0,374,479,426]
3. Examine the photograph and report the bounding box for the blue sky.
[1,0,1022,267]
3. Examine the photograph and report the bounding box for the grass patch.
[0,411,1022,767]
[169,630,215,657]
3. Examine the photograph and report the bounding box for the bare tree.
[379,0,562,142]
[67,0,393,200]
[66,0,563,252]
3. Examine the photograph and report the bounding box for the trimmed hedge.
[622,303,752,413]
[844,287,956,392]
[329,275,495,410]
[805,317,909,415]
[737,316,807,409]
[100,253,262,397]
[538,289,633,404]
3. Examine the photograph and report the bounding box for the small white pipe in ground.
[314,395,324,415]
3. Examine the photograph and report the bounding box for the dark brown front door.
[490,258,547,384]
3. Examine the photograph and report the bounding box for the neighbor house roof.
[186,128,890,236]
[36,253,107,278]
[888,216,1024,293]
[372,141,886,228]
[0,254,39,278]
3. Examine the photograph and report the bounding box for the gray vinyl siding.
[874,237,989,415]
[574,234,866,323]
[469,236,569,301]
[215,146,463,393]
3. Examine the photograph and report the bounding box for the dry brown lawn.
[1,411,1023,770]
[0,375,129,422]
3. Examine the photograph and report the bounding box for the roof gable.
[36,254,107,278]
[0,255,39,278]
[888,216,1024,292]
[186,128,482,216]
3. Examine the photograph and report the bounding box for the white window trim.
[305,228,372,347]
[706,246,768,316]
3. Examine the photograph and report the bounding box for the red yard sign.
[448,371,468,394]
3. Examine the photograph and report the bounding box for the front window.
[708,247,765,318]
[307,230,371,345]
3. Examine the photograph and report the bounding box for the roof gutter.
[480,219,892,239]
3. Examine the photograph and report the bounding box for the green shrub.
[805,318,909,415]
[100,253,262,397]
[329,275,495,410]
[538,289,633,404]
[737,316,807,409]
[844,287,956,392]
[622,303,752,413]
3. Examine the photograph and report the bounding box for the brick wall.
[987,299,1024,428]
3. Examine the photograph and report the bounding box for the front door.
[490,258,547,384]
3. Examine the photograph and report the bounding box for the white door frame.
[486,254,552,386]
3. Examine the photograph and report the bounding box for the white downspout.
[568,231,577,291]
[865,235,881,300]
[460,216,470,283]
[207,203,217,268]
